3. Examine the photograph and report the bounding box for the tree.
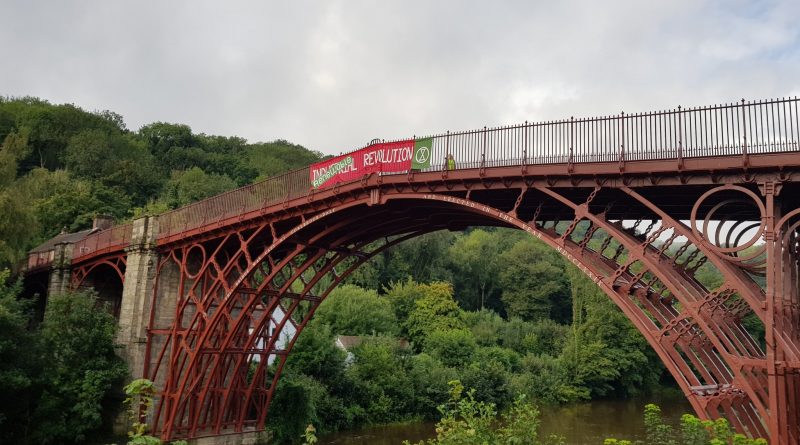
[0,270,41,444]
[267,374,324,445]
[405,282,465,349]
[448,229,517,311]
[385,279,427,337]
[424,328,477,368]
[499,239,572,323]
[161,167,238,208]
[561,266,660,398]
[32,291,128,444]
[314,285,398,336]
[0,189,36,269]
[347,336,414,423]
[65,130,162,204]
[461,308,504,346]
[138,122,194,157]
[460,360,511,409]
[285,320,347,383]
[510,353,587,405]
[0,128,31,185]
[407,353,458,419]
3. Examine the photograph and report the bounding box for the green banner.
[412,137,433,170]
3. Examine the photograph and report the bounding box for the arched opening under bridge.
[147,189,774,442]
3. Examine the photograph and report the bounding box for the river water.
[318,393,692,445]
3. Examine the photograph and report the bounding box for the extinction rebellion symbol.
[415,145,430,164]
[412,137,433,169]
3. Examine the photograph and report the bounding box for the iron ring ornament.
[690,185,767,268]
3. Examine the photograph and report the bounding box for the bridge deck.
[25,97,800,269]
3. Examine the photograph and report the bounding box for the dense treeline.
[266,228,669,443]
[0,96,322,271]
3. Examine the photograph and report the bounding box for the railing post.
[568,116,574,173]
[523,121,528,165]
[677,106,684,170]
[741,98,749,169]
[481,126,487,170]
[443,131,450,177]
[619,111,626,172]
[522,121,528,175]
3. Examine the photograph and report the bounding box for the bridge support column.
[47,241,73,297]
[117,216,159,380]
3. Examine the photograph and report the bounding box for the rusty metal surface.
[143,182,800,444]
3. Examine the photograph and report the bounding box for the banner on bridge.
[310,138,433,189]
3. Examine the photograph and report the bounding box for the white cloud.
[1,0,798,155]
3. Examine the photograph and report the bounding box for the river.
[318,393,692,445]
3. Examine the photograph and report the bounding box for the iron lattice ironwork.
[28,97,800,445]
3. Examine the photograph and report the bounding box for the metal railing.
[25,223,133,271]
[72,223,133,261]
[24,97,800,265]
[156,97,800,239]
[26,249,55,271]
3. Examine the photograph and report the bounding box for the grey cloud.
[1,0,798,155]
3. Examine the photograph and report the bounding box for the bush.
[605,404,768,445]
[315,285,399,336]
[510,353,587,405]
[33,291,128,444]
[408,353,458,419]
[460,360,511,410]
[424,329,477,368]
[346,336,414,423]
[404,380,564,445]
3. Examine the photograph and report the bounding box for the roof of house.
[29,229,94,253]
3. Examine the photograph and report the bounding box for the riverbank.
[319,393,692,445]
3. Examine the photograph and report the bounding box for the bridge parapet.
[72,223,133,263]
[154,97,800,241]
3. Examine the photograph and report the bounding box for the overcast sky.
[2,0,799,155]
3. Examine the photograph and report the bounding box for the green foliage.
[460,359,511,409]
[348,232,456,289]
[267,374,322,444]
[461,309,504,346]
[448,229,519,311]
[0,270,40,443]
[561,267,660,398]
[302,424,318,445]
[407,353,459,419]
[247,140,323,179]
[510,353,588,405]
[32,291,128,444]
[499,240,571,323]
[124,378,157,443]
[315,285,398,336]
[285,320,347,382]
[0,97,320,270]
[405,282,465,349]
[606,403,767,445]
[404,381,564,445]
[0,278,130,444]
[385,279,427,337]
[347,336,415,423]
[123,378,190,445]
[424,328,477,367]
[161,166,238,208]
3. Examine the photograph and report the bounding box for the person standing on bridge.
[447,153,456,171]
